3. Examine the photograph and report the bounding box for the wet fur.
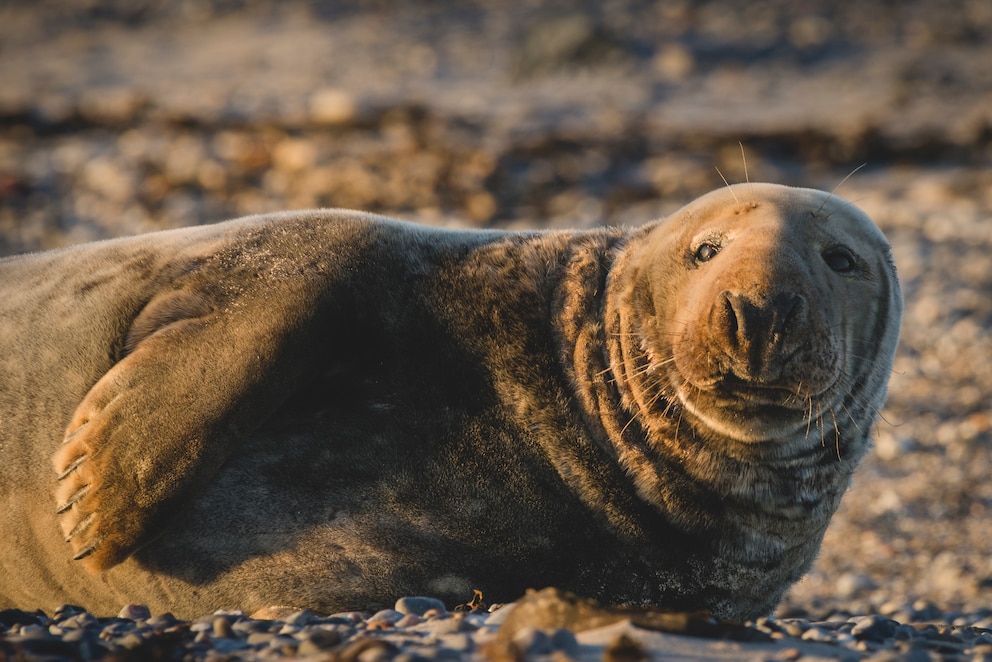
[0,184,901,620]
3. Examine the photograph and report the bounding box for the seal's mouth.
[674,375,839,443]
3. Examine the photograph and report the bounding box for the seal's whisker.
[738,141,755,207]
[815,162,867,215]
[715,167,740,205]
[841,402,863,433]
[620,411,640,438]
[828,406,842,460]
[822,195,868,222]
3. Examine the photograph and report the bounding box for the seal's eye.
[694,242,721,263]
[822,247,857,273]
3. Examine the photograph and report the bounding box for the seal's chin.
[676,382,821,444]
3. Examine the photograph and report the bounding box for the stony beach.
[1,0,991,659]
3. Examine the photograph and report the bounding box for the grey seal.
[0,183,902,620]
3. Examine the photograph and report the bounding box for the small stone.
[280,609,315,627]
[394,614,422,627]
[53,605,87,621]
[118,604,151,620]
[603,633,647,662]
[368,609,404,625]
[395,596,447,616]
[801,626,834,643]
[782,621,806,638]
[146,613,177,628]
[338,638,398,662]
[852,615,899,641]
[233,618,270,636]
[297,629,342,654]
[212,617,235,639]
[272,138,318,174]
[309,89,358,125]
[652,44,695,82]
[59,612,99,630]
[0,609,46,628]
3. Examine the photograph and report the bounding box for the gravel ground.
[2,1,991,659]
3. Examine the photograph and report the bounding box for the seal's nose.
[718,290,807,379]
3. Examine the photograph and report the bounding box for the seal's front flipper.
[52,281,322,571]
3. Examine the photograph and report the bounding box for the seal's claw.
[72,536,104,561]
[55,484,89,514]
[64,512,94,542]
[55,454,87,481]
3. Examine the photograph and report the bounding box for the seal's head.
[617,182,902,449]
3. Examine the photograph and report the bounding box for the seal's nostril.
[722,291,738,336]
[771,293,806,336]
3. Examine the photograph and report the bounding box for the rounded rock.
[118,604,151,620]
[212,617,236,639]
[368,608,404,625]
[296,628,342,654]
[309,89,358,125]
[395,596,447,617]
[851,615,899,642]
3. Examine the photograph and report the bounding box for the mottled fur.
[0,184,901,620]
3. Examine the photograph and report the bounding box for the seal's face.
[632,183,900,445]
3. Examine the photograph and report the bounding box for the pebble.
[395,596,447,616]
[117,603,151,620]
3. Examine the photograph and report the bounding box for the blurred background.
[1,0,990,619]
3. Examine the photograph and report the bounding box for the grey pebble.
[801,626,835,643]
[59,612,99,629]
[852,615,900,641]
[296,628,342,654]
[395,596,447,616]
[280,609,315,626]
[368,608,405,625]
[118,603,152,620]
[395,613,423,627]
[233,618,270,635]
[213,616,236,638]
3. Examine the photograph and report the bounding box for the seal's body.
[0,184,901,620]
